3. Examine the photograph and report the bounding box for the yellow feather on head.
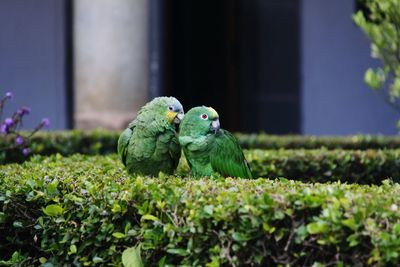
[207,107,219,119]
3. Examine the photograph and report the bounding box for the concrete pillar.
[74,0,148,129]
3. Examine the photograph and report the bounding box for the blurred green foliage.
[353,0,400,116]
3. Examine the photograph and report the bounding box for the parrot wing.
[168,135,181,170]
[210,129,253,178]
[118,126,134,166]
[124,124,179,175]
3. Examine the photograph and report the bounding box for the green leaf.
[263,193,273,205]
[390,78,400,98]
[204,205,214,216]
[0,212,6,223]
[158,256,166,267]
[352,11,366,28]
[364,68,383,90]
[307,222,329,234]
[68,244,77,255]
[112,232,126,239]
[13,221,23,228]
[342,218,357,231]
[141,214,160,222]
[262,222,276,234]
[122,247,143,267]
[232,232,250,242]
[347,233,360,247]
[166,248,189,256]
[393,223,400,234]
[46,180,59,195]
[43,204,63,217]
[92,256,103,263]
[111,203,122,213]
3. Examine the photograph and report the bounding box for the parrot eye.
[200,113,208,120]
[168,106,174,111]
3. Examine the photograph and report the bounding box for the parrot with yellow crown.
[117,96,184,176]
[178,106,253,178]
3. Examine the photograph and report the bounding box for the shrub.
[235,133,400,150]
[3,131,400,163]
[0,130,118,164]
[247,149,400,184]
[3,129,400,183]
[0,91,50,162]
[2,154,400,266]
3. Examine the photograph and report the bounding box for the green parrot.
[179,106,253,178]
[117,96,184,176]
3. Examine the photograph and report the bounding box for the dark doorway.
[239,0,301,133]
[152,0,301,133]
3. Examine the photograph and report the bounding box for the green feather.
[210,130,253,178]
[118,97,184,176]
[179,106,253,178]
[117,127,133,166]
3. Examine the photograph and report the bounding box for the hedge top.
[3,130,400,164]
[4,130,400,183]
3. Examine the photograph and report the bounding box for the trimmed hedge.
[180,149,400,184]
[2,129,400,183]
[246,149,400,184]
[2,154,400,266]
[3,131,400,183]
[0,130,118,164]
[2,130,400,163]
[236,133,400,150]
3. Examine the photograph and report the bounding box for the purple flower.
[4,117,13,126]
[22,147,29,156]
[17,106,31,116]
[0,124,8,135]
[5,92,13,99]
[41,118,50,127]
[15,136,24,145]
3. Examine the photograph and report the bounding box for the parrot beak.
[210,119,220,134]
[168,110,183,124]
[174,112,184,124]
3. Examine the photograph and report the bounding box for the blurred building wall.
[0,0,68,129]
[301,0,399,135]
[74,0,148,129]
[1,0,399,134]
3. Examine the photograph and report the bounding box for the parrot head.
[143,96,184,126]
[179,106,220,137]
